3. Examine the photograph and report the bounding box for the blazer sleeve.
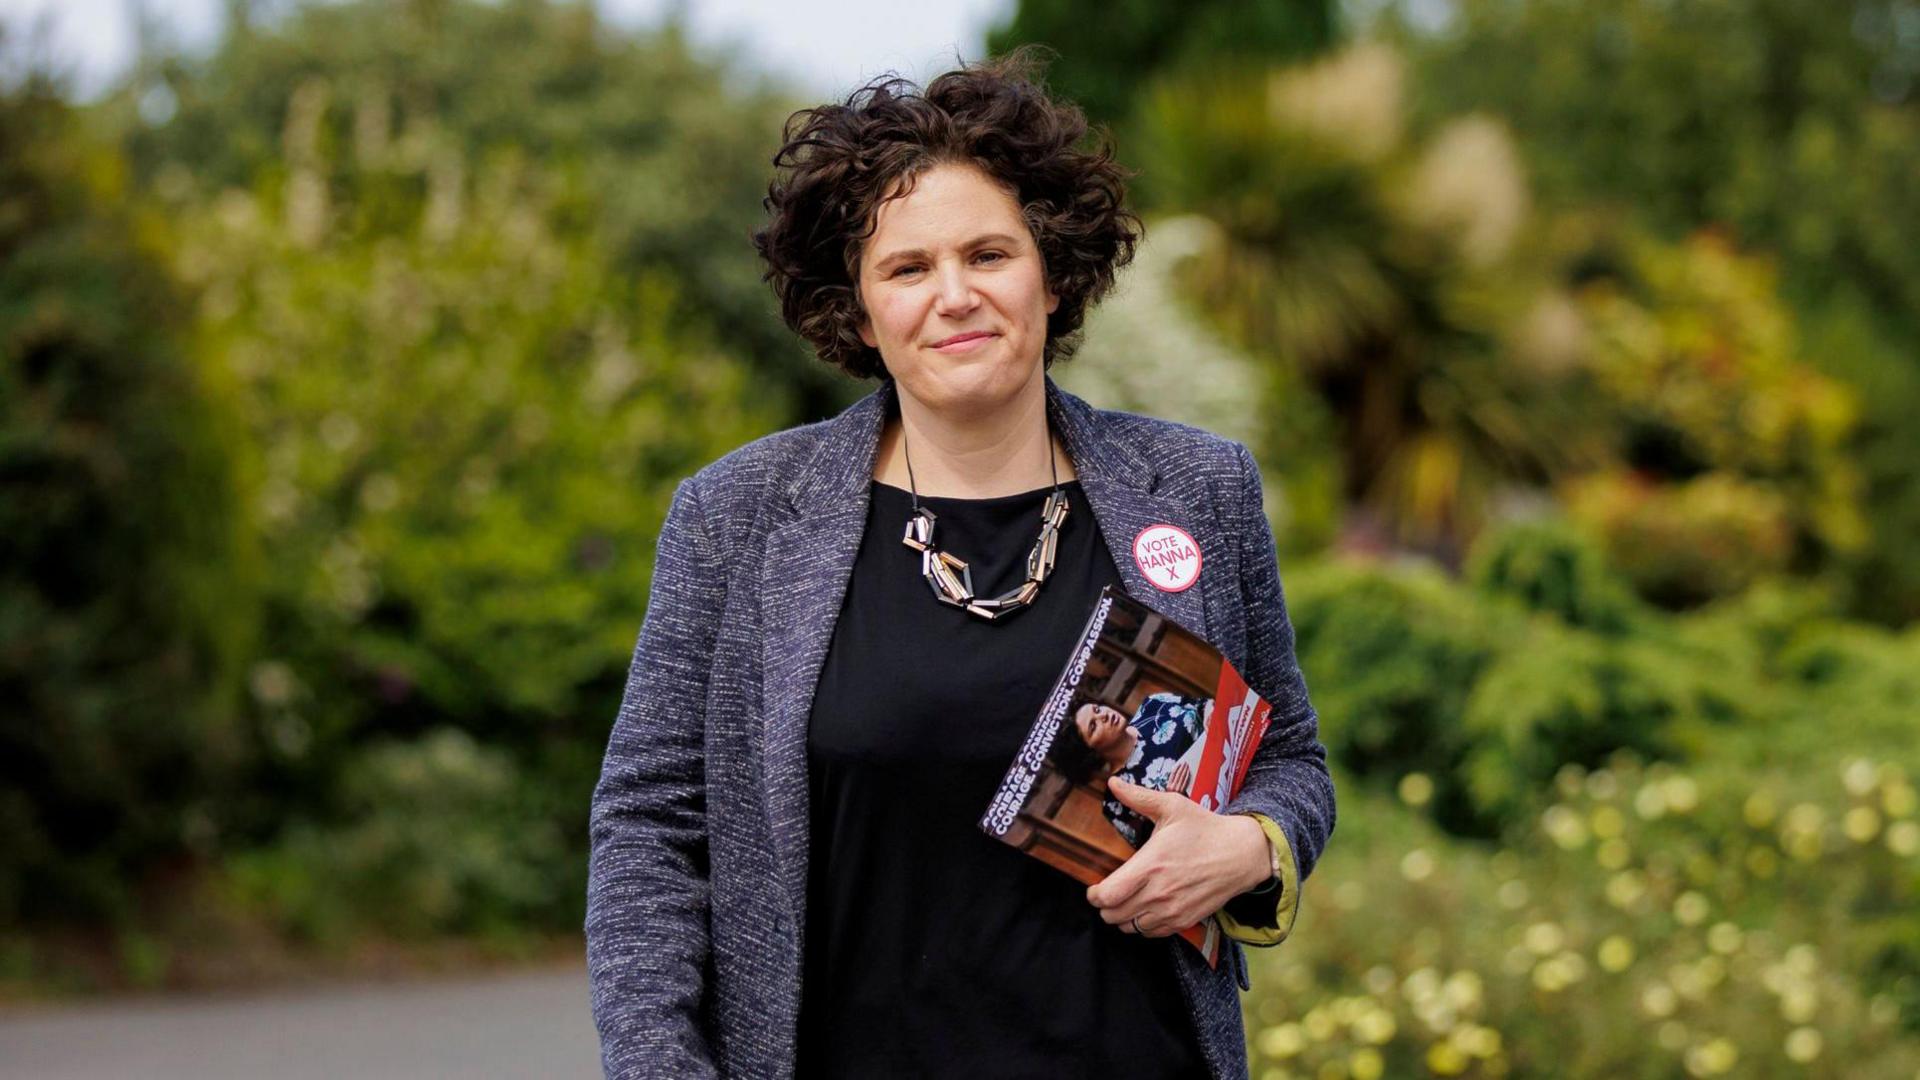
[1217,441,1337,945]
[586,476,724,1079]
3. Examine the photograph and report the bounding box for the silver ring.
[1130,916,1145,934]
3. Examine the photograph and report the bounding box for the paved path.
[0,964,601,1079]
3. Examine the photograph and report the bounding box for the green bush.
[1242,755,1920,1077]
[1465,516,1647,636]
[225,729,568,941]
[1287,559,1518,833]
[0,79,260,925]
[1289,553,1761,836]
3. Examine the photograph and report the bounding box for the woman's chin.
[908,351,1038,405]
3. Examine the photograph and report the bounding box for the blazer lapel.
[756,375,1215,930]
[758,390,885,933]
[1046,380,1214,642]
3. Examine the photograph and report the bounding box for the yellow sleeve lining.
[1214,811,1299,947]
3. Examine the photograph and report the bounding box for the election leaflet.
[978,584,1274,968]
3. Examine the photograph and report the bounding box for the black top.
[795,478,1209,1079]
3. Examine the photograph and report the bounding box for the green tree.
[986,0,1338,133]
[1130,42,1603,561]
[108,0,842,418]
[0,73,259,923]
[151,87,781,928]
[1379,0,1920,621]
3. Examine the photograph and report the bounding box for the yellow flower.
[1399,772,1435,807]
[1586,768,1621,801]
[1606,870,1647,909]
[1543,804,1589,849]
[1426,1041,1469,1076]
[1348,1048,1384,1080]
[1844,757,1878,796]
[1883,781,1917,819]
[1590,805,1625,838]
[1779,983,1818,1024]
[1886,820,1920,857]
[1785,944,1819,975]
[1663,776,1699,814]
[1844,806,1881,843]
[1597,838,1632,869]
[1783,1027,1822,1063]
[1352,1007,1397,1045]
[1258,1023,1307,1060]
[1684,1037,1738,1076]
[1597,935,1635,972]
[1401,848,1436,882]
[1363,965,1397,996]
[1706,923,1743,955]
[1442,971,1484,1012]
[1743,791,1777,829]
[1634,784,1668,820]
[1524,922,1565,955]
[1452,1023,1502,1058]
[1673,891,1710,926]
[1640,982,1678,1018]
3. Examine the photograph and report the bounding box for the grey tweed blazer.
[586,374,1336,1079]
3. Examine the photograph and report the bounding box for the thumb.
[1108,774,1187,822]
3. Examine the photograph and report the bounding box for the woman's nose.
[931,262,980,313]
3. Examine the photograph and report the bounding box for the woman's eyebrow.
[871,232,1022,272]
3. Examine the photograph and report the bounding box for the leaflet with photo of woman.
[978,585,1275,968]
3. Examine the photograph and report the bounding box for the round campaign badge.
[1132,523,1202,593]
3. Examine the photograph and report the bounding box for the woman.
[585,47,1335,1080]
[1066,696,1213,846]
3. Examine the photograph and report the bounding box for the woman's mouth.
[931,332,996,353]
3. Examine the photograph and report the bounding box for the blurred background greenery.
[1,0,1915,1074]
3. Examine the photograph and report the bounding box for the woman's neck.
[872,378,1077,498]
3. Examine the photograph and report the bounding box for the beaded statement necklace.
[896,414,1069,622]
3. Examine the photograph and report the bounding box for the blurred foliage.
[1285,529,1761,838]
[1128,42,1605,564]
[1242,754,1920,1076]
[1057,213,1345,555]
[108,0,843,417]
[0,75,260,924]
[225,728,568,942]
[1550,226,1867,608]
[985,0,1337,134]
[152,76,781,932]
[3,0,783,943]
[1376,0,1920,622]
[1464,516,1644,636]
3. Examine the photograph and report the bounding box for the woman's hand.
[1086,776,1272,937]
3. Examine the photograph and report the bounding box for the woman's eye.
[976,251,1006,264]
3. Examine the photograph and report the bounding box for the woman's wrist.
[1232,813,1277,893]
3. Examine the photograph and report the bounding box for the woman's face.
[1075,703,1137,768]
[854,162,1060,416]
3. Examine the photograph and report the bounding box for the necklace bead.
[898,415,1066,622]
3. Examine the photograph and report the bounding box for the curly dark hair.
[750,44,1145,381]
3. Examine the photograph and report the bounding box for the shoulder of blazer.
[1091,404,1253,542]
[672,419,833,566]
